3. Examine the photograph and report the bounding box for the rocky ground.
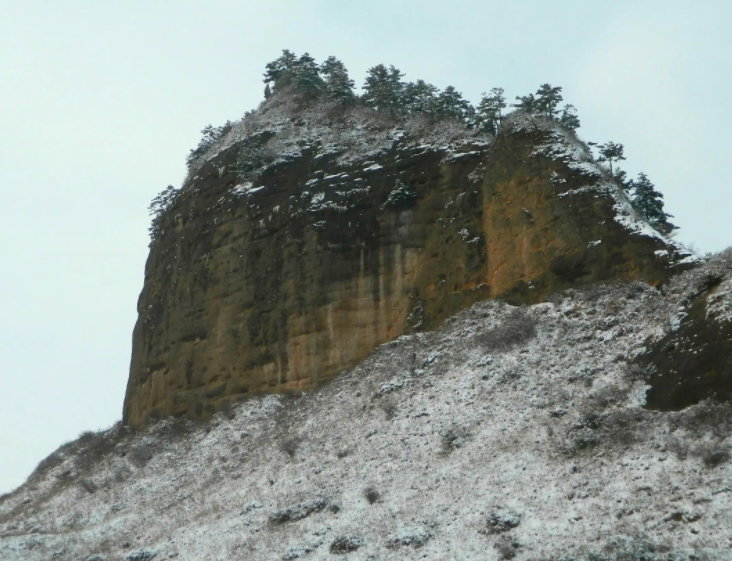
[2,252,732,561]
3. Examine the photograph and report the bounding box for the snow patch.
[232,182,264,197]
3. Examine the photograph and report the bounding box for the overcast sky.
[1,0,730,494]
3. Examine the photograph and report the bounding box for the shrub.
[125,549,158,561]
[74,429,123,473]
[282,544,319,560]
[693,442,731,468]
[386,527,432,548]
[127,443,155,469]
[672,401,732,439]
[597,408,645,448]
[154,418,200,443]
[329,536,364,554]
[363,487,380,504]
[382,180,417,210]
[594,535,668,561]
[379,398,398,420]
[30,447,69,480]
[440,427,468,455]
[666,436,689,460]
[31,425,127,483]
[570,428,600,453]
[79,478,98,494]
[280,437,302,459]
[269,499,326,524]
[476,308,538,353]
[484,510,521,534]
[498,358,522,383]
[494,536,519,560]
[591,385,628,408]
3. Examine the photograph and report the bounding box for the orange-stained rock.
[123,119,686,428]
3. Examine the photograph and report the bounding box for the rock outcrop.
[123,95,691,427]
[641,249,732,409]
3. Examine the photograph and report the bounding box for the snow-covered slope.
[2,254,732,561]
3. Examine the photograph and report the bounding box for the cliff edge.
[123,92,691,427]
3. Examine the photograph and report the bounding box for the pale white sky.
[1,0,730,494]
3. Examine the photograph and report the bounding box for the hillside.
[2,252,732,560]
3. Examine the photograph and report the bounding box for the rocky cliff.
[123,93,691,428]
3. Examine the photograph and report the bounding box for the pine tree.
[535,84,563,118]
[362,64,405,115]
[476,87,506,135]
[403,80,439,117]
[435,86,474,124]
[292,52,322,94]
[597,142,626,175]
[263,49,298,87]
[512,93,539,114]
[559,104,580,130]
[264,83,272,99]
[320,56,355,104]
[628,173,676,233]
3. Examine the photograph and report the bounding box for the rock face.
[123,99,688,427]
[641,250,732,410]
